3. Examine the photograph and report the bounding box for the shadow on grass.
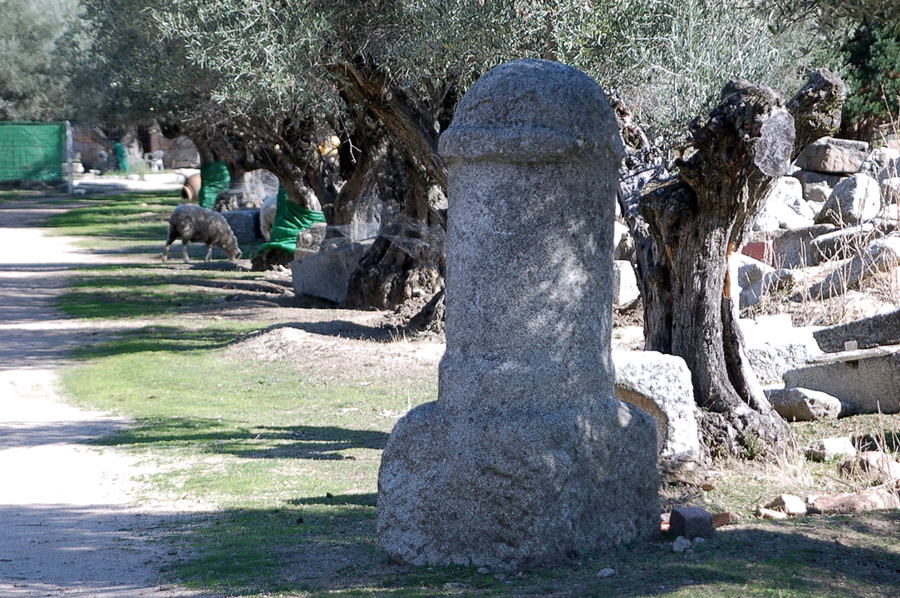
[58,271,281,319]
[93,418,388,460]
[58,288,215,319]
[291,492,377,507]
[72,327,246,359]
[160,506,900,598]
[281,320,396,342]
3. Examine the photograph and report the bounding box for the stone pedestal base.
[377,400,659,570]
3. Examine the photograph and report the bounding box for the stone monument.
[377,59,659,570]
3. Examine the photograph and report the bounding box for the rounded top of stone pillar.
[439,59,624,163]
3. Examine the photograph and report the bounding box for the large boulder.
[241,169,279,208]
[770,223,837,268]
[740,315,821,385]
[807,488,900,514]
[612,350,702,475]
[613,221,634,260]
[753,177,816,231]
[795,137,869,174]
[764,387,842,421]
[612,260,640,307]
[794,170,844,204]
[859,147,900,179]
[805,233,900,300]
[753,199,813,232]
[783,350,900,414]
[732,254,794,309]
[222,209,262,244]
[809,223,882,262]
[815,173,881,226]
[292,238,374,304]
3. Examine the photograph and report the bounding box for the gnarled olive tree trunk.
[339,61,452,311]
[616,70,844,458]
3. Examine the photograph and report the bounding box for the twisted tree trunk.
[616,71,844,458]
[338,60,453,311]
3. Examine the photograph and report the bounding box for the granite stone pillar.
[377,59,659,570]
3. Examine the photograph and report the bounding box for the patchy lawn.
[57,193,900,597]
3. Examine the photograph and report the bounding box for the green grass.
[58,267,269,319]
[53,193,900,597]
[0,188,68,203]
[61,328,900,597]
[43,191,181,253]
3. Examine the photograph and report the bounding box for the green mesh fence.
[0,122,66,183]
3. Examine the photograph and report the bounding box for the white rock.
[880,177,900,206]
[740,316,822,385]
[597,567,617,578]
[763,493,808,516]
[805,437,857,462]
[755,506,790,520]
[766,176,804,206]
[259,195,277,241]
[733,254,774,309]
[859,147,900,179]
[808,488,900,514]
[840,451,900,485]
[613,351,702,472]
[806,233,900,300]
[794,170,844,204]
[764,387,842,421]
[672,536,692,553]
[815,173,882,226]
[613,221,634,261]
[612,260,640,307]
[754,199,813,231]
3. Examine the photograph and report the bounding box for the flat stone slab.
[813,308,900,353]
[783,351,900,414]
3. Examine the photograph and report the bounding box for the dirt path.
[0,199,204,598]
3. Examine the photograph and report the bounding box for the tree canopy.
[150,0,822,143]
[0,0,89,120]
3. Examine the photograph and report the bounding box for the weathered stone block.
[813,308,900,353]
[741,316,820,385]
[794,170,843,204]
[222,209,261,244]
[796,137,869,174]
[291,239,373,304]
[764,387,842,421]
[612,260,640,307]
[770,224,837,268]
[613,350,701,473]
[805,234,900,299]
[805,437,857,461]
[808,488,900,514]
[668,506,714,539]
[810,223,881,262]
[815,173,881,225]
[784,352,900,414]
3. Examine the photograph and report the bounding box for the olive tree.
[0,0,90,120]
[153,1,834,457]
